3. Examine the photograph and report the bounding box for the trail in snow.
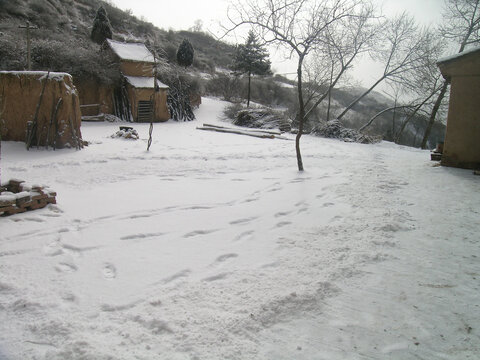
[0,98,479,359]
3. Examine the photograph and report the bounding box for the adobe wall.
[120,62,154,77]
[441,75,480,169]
[0,71,83,148]
[74,77,114,115]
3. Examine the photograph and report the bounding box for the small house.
[106,39,170,122]
[75,40,170,123]
[437,47,480,169]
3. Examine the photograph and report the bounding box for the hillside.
[0,0,235,79]
[0,0,445,147]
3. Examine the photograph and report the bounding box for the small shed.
[106,39,170,122]
[437,47,480,169]
[0,71,82,149]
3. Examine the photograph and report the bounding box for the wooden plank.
[81,114,105,122]
[202,123,282,135]
[80,104,101,108]
[197,126,275,139]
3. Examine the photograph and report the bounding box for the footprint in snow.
[120,232,165,241]
[229,217,257,225]
[267,186,283,193]
[202,272,230,282]
[242,197,259,204]
[103,263,117,280]
[55,262,78,273]
[274,211,291,218]
[161,269,191,284]
[274,221,292,228]
[214,253,238,263]
[183,229,219,238]
[233,230,254,242]
[24,217,45,223]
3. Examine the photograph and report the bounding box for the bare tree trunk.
[336,75,385,120]
[420,81,448,149]
[247,71,251,108]
[392,97,397,136]
[326,62,334,122]
[0,130,2,187]
[359,105,412,132]
[395,89,439,143]
[296,55,305,172]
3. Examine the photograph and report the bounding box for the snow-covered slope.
[1,98,479,359]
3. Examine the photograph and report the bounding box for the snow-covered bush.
[30,39,121,85]
[227,105,291,132]
[312,119,381,144]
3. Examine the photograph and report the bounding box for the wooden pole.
[27,71,50,150]
[19,22,38,71]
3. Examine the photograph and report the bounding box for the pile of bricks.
[0,179,57,216]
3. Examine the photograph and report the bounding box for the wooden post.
[19,22,39,71]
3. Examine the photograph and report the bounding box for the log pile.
[0,179,57,216]
[312,119,381,144]
[233,108,291,132]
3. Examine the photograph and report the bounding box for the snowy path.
[1,98,479,359]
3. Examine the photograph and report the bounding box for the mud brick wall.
[0,179,57,216]
[0,71,83,148]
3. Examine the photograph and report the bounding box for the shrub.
[205,74,241,102]
[223,104,292,132]
[29,0,49,14]
[177,39,194,68]
[0,0,27,17]
[31,38,120,84]
[223,103,244,120]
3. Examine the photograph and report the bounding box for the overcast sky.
[109,0,443,32]
[109,0,445,86]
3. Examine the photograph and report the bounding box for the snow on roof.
[437,45,480,64]
[0,71,72,81]
[124,76,168,89]
[107,39,155,63]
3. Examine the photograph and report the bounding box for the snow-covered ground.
[1,98,479,360]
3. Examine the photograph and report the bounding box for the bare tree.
[394,32,446,144]
[303,7,378,124]
[420,0,480,149]
[224,0,376,171]
[336,13,433,122]
[359,28,446,144]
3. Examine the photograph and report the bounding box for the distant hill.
[0,0,445,147]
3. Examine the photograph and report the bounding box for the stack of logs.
[0,179,57,216]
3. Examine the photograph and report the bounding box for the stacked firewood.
[0,179,57,216]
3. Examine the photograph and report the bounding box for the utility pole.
[19,22,38,70]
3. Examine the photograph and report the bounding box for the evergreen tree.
[176,39,194,68]
[91,6,112,45]
[233,30,272,107]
